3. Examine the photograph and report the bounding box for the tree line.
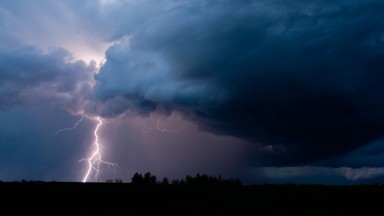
[122,172,242,186]
[2,173,242,186]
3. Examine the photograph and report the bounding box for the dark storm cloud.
[0,46,95,111]
[318,140,384,168]
[95,0,384,166]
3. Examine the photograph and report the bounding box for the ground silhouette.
[2,173,384,215]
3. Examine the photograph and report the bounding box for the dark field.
[2,182,384,215]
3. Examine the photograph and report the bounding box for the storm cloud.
[93,0,384,166]
[0,46,95,112]
[1,0,384,183]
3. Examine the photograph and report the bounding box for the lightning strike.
[81,116,117,183]
[54,115,85,135]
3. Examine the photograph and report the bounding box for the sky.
[1,0,384,184]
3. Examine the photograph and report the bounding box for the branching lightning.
[54,115,85,135]
[81,116,117,183]
[56,114,183,183]
[55,114,117,182]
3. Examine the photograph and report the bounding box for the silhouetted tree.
[131,172,242,186]
[132,172,158,184]
[150,175,157,184]
[143,172,157,184]
[181,173,242,186]
[131,172,144,184]
[161,177,169,185]
[185,175,193,184]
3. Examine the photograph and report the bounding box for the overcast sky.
[1,0,384,184]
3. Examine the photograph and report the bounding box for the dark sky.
[1,0,384,184]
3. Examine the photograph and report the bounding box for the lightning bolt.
[54,115,85,135]
[81,116,117,183]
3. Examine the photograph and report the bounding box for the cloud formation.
[0,0,111,63]
[1,0,384,183]
[0,46,95,112]
[94,0,384,166]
